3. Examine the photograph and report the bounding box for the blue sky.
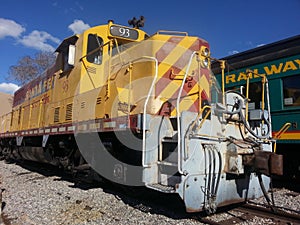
[1,0,300,94]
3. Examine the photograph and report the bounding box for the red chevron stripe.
[188,98,199,112]
[202,68,211,81]
[156,76,199,115]
[187,89,210,112]
[156,36,184,64]
[155,37,211,115]
[155,37,185,97]
[155,37,203,98]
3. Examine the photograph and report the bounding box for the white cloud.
[257,44,265,47]
[0,82,20,94]
[68,19,90,34]
[0,18,25,39]
[0,17,60,52]
[18,30,60,52]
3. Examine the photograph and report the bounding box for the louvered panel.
[96,97,101,105]
[65,103,73,121]
[54,107,60,123]
[87,66,96,74]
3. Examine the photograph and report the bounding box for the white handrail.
[142,56,158,167]
[108,55,158,167]
[265,78,272,138]
[176,51,198,174]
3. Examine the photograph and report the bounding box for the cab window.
[87,34,103,64]
[110,41,135,56]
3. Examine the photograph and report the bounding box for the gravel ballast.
[0,160,299,225]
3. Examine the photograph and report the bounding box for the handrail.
[142,56,158,167]
[182,106,211,161]
[189,105,211,132]
[210,57,226,105]
[265,78,272,136]
[274,122,291,139]
[110,56,151,81]
[196,107,211,131]
[273,122,291,153]
[156,30,188,36]
[246,69,272,137]
[176,51,198,174]
[79,39,111,61]
[245,71,250,121]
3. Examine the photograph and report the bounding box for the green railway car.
[212,35,300,179]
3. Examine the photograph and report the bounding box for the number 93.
[119,27,130,37]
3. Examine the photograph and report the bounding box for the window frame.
[86,34,103,65]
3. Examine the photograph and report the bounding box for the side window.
[63,49,70,71]
[58,47,72,72]
[283,75,300,107]
[248,82,263,110]
[229,82,263,110]
[87,34,103,64]
[55,35,78,73]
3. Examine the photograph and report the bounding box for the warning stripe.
[199,73,210,99]
[188,98,200,112]
[155,36,201,98]
[161,66,211,115]
[154,35,211,115]
[170,83,200,115]
[187,77,211,112]
[156,36,184,64]
[167,70,211,115]
[272,131,300,140]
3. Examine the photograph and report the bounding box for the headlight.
[202,47,210,57]
[203,58,209,67]
[200,47,210,68]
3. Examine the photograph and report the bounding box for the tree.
[8,51,56,85]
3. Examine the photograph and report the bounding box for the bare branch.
[7,51,56,85]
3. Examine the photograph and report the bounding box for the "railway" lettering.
[225,58,300,84]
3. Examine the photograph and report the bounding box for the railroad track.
[196,203,300,225]
[1,160,300,225]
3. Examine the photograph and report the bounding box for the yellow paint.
[273,132,300,140]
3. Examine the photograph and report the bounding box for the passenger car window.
[283,75,300,107]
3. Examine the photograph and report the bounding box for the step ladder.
[145,135,180,193]
[144,52,199,193]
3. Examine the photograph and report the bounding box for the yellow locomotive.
[0,18,282,213]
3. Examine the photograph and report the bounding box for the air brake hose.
[257,173,276,212]
[213,151,222,197]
